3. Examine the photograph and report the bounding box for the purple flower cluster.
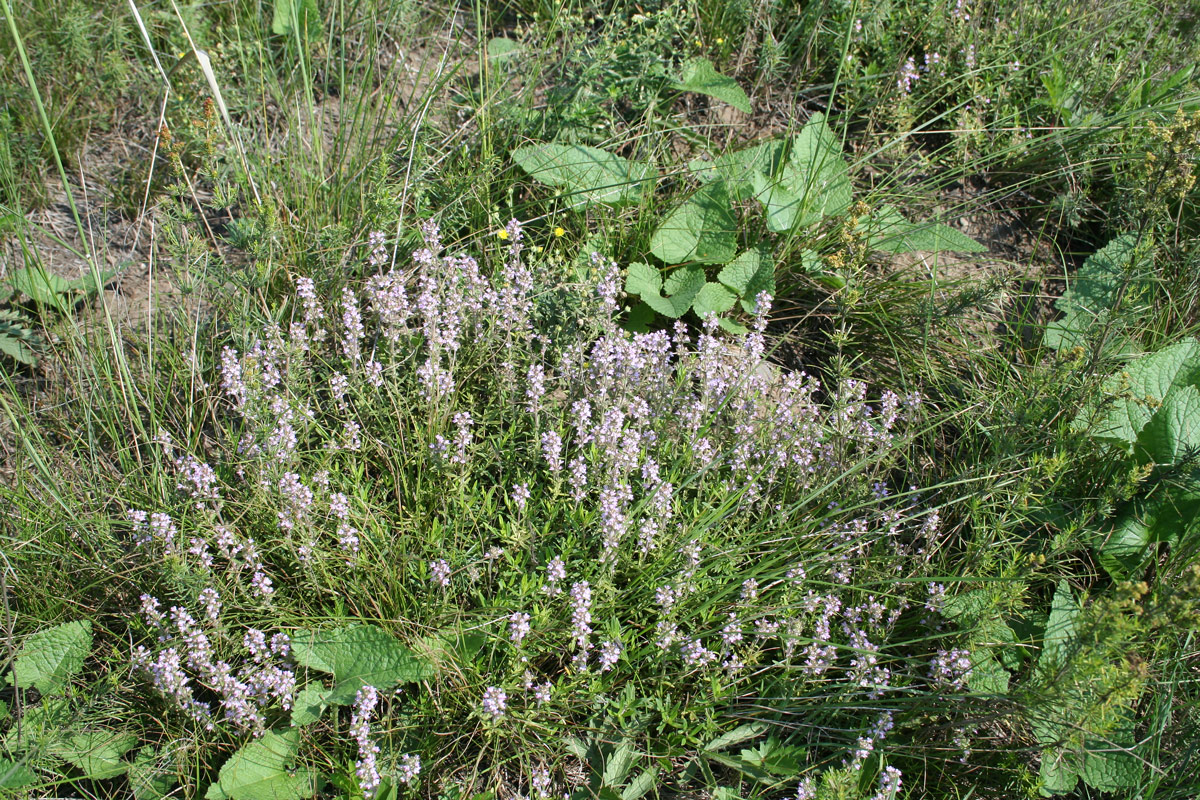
[134,593,294,736]
[352,685,382,798]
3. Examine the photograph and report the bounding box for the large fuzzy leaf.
[688,140,787,198]
[671,58,751,113]
[12,619,92,694]
[513,144,654,207]
[649,181,738,265]
[0,757,36,791]
[1039,581,1079,676]
[291,624,433,705]
[1096,475,1200,577]
[717,247,775,313]
[777,113,853,225]
[205,730,320,800]
[52,731,137,780]
[1079,337,1200,454]
[1080,711,1141,791]
[692,282,738,316]
[1044,235,1141,351]
[863,205,986,254]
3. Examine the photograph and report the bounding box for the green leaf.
[624,262,663,298]
[624,301,656,332]
[0,757,36,790]
[1039,581,1079,676]
[602,740,636,787]
[0,309,42,365]
[620,768,658,800]
[486,37,520,61]
[1081,711,1141,791]
[7,267,71,312]
[671,58,751,113]
[1039,748,1081,796]
[290,686,328,727]
[513,144,654,207]
[1098,477,1200,577]
[12,619,92,694]
[130,747,178,800]
[1136,383,1200,465]
[750,171,803,233]
[739,739,803,777]
[52,731,137,779]
[717,247,775,313]
[649,181,738,265]
[967,649,1010,695]
[1043,235,1140,351]
[778,113,853,225]
[271,0,321,38]
[864,205,986,254]
[1081,337,1200,451]
[688,140,787,198]
[205,730,320,800]
[291,625,433,705]
[692,282,738,316]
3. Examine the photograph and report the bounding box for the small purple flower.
[481,686,507,720]
[509,612,532,645]
[398,753,421,785]
[511,482,531,513]
[430,559,451,588]
[598,639,622,672]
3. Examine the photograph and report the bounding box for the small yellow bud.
[554,226,565,237]
[497,228,509,240]
[716,37,724,45]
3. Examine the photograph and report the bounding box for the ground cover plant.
[1,0,1200,799]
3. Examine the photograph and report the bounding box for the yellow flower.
[716,37,725,45]
[497,228,510,240]
[553,226,565,237]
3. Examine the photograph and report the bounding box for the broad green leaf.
[864,205,986,254]
[1044,235,1140,351]
[1136,384,1200,465]
[1039,748,1081,796]
[967,649,1010,695]
[513,144,654,207]
[1099,476,1200,577]
[205,730,319,800]
[0,310,41,365]
[717,317,749,334]
[602,740,636,787]
[52,731,137,779]
[12,619,92,694]
[486,37,520,61]
[7,267,71,312]
[624,262,662,298]
[291,625,433,705]
[0,757,36,790]
[1081,338,1200,450]
[717,247,775,313]
[649,181,738,265]
[692,282,738,316]
[130,747,178,800]
[271,0,321,38]
[671,58,752,113]
[750,171,803,232]
[620,768,658,800]
[290,686,328,727]
[778,113,853,224]
[1039,581,1079,676]
[688,140,787,197]
[1081,711,1141,791]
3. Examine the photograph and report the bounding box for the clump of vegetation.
[2,0,1199,798]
